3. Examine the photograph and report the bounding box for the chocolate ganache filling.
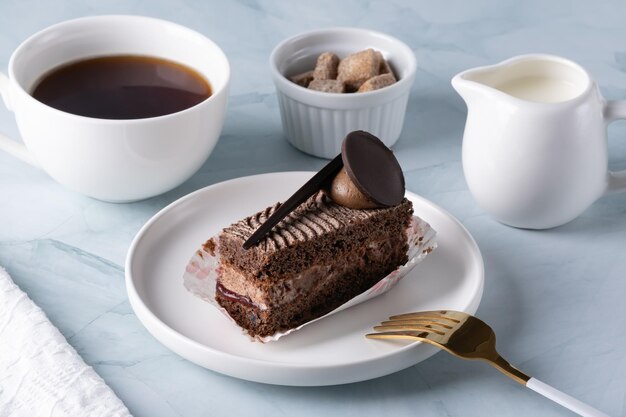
[216,282,257,309]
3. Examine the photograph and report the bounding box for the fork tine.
[431,310,469,322]
[366,330,447,347]
[380,319,454,329]
[389,310,447,319]
[390,310,465,323]
[373,324,446,335]
[366,330,431,340]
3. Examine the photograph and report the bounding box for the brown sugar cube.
[308,79,345,93]
[375,51,397,80]
[289,70,314,87]
[313,52,340,80]
[357,73,396,93]
[337,48,381,91]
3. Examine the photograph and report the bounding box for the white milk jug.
[452,54,626,229]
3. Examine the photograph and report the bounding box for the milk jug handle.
[0,72,39,167]
[604,100,626,194]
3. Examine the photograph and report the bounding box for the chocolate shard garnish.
[242,154,343,249]
[342,130,404,207]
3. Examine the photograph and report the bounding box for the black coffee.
[32,55,212,119]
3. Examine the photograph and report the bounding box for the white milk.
[496,76,581,103]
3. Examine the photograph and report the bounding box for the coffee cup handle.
[0,72,39,167]
[604,100,626,194]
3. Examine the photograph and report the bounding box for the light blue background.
[1,1,625,416]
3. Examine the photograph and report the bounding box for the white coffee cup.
[453,54,626,229]
[0,15,230,202]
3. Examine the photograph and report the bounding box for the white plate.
[125,172,484,386]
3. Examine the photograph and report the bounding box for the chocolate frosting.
[231,191,389,251]
[243,154,342,249]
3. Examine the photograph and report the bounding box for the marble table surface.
[1,1,626,416]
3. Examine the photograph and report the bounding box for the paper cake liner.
[183,216,437,342]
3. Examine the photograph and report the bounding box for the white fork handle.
[526,378,609,417]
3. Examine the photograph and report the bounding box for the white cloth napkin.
[0,267,132,417]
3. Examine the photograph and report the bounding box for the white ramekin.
[270,27,416,159]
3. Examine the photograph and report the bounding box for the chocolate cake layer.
[217,227,409,337]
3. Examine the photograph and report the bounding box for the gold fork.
[367,310,608,417]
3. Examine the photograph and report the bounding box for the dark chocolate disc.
[341,131,405,207]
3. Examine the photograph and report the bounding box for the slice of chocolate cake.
[214,191,413,338]
[184,131,437,341]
